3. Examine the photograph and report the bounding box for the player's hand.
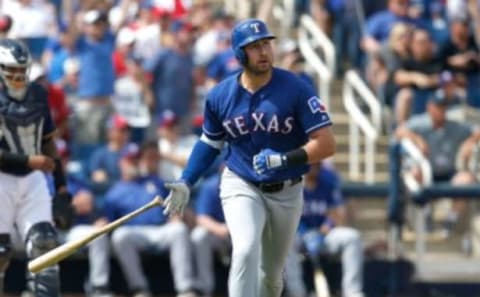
[52,191,74,230]
[28,155,55,172]
[163,180,190,216]
[253,148,285,175]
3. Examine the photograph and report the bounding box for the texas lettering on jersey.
[222,112,294,138]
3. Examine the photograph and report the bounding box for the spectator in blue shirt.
[65,9,117,144]
[284,163,364,297]
[106,142,197,297]
[144,20,195,127]
[191,172,230,297]
[51,139,112,297]
[88,114,133,194]
[205,31,241,88]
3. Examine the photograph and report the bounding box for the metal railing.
[398,138,433,260]
[297,14,335,109]
[272,0,295,37]
[343,70,381,183]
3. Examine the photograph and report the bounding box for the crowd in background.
[1,0,480,297]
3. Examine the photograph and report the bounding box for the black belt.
[250,176,302,193]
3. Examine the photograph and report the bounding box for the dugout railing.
[389,138,480,262]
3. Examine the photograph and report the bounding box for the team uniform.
[163,19,334,297]
[104,174,197,296]
[284,165,364,297]
[0,39,71,297]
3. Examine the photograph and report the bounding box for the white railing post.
[297,14,334,109]
[343,70,381,183]
[350,117,360,180]
[399,138,433,261]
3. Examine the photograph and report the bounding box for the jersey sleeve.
[296,81,332,134]
[202,94,226,141]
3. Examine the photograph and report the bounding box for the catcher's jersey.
[0,82,55,175]
[203,67,332,183]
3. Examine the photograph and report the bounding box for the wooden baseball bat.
[28,196,164,274]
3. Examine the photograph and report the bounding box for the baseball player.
[0,38,73,297]
[163,19,336,297]
[105,142,197,297]
[284,163,364,297]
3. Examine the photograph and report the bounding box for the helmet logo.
[250,23,260,33]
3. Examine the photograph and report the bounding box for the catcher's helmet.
[0,38,32,100]
[231,19,275,64]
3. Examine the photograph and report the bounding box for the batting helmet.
[231,19,275,64]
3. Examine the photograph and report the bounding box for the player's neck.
[240,70,272,93]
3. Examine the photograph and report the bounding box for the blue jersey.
[203,67,332,183]
[102,178,168,225]
[298,166,344,234]
[195,174,225,223]
[0,82,56,175]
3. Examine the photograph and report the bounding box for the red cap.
[120,143,140,160]
[192,114,203,128]
[0,14,12,33]
[158,110,178,128]
[107,114,129,130]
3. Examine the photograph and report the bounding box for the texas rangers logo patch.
[307,96,327,113]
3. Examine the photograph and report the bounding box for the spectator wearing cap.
[104,141,198,297]
[88,114,133,194]
[129,0,172,61]
[156,110,198,181]
[394,93,480,236]
[113,27,137,78]
[143,20,195,126]
[0,14,12,38]
[51,139,113,297]
[63,7,118,144]
[113,53,154,144]
[29,63,70,140]
[430,71,466,108]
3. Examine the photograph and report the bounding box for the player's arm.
[302,126,336,164]
[163,135,223,215]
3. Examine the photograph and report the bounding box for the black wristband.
[284,148,308,167]
[53,158,67,191]
[0,152,29,169]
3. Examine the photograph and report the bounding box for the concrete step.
[333,152,389,164]
[407,253,480,283]
[335,162,390,177]
[340,171,390,183]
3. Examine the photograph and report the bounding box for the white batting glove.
[253,148,286,175]
[163,180,190,216]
